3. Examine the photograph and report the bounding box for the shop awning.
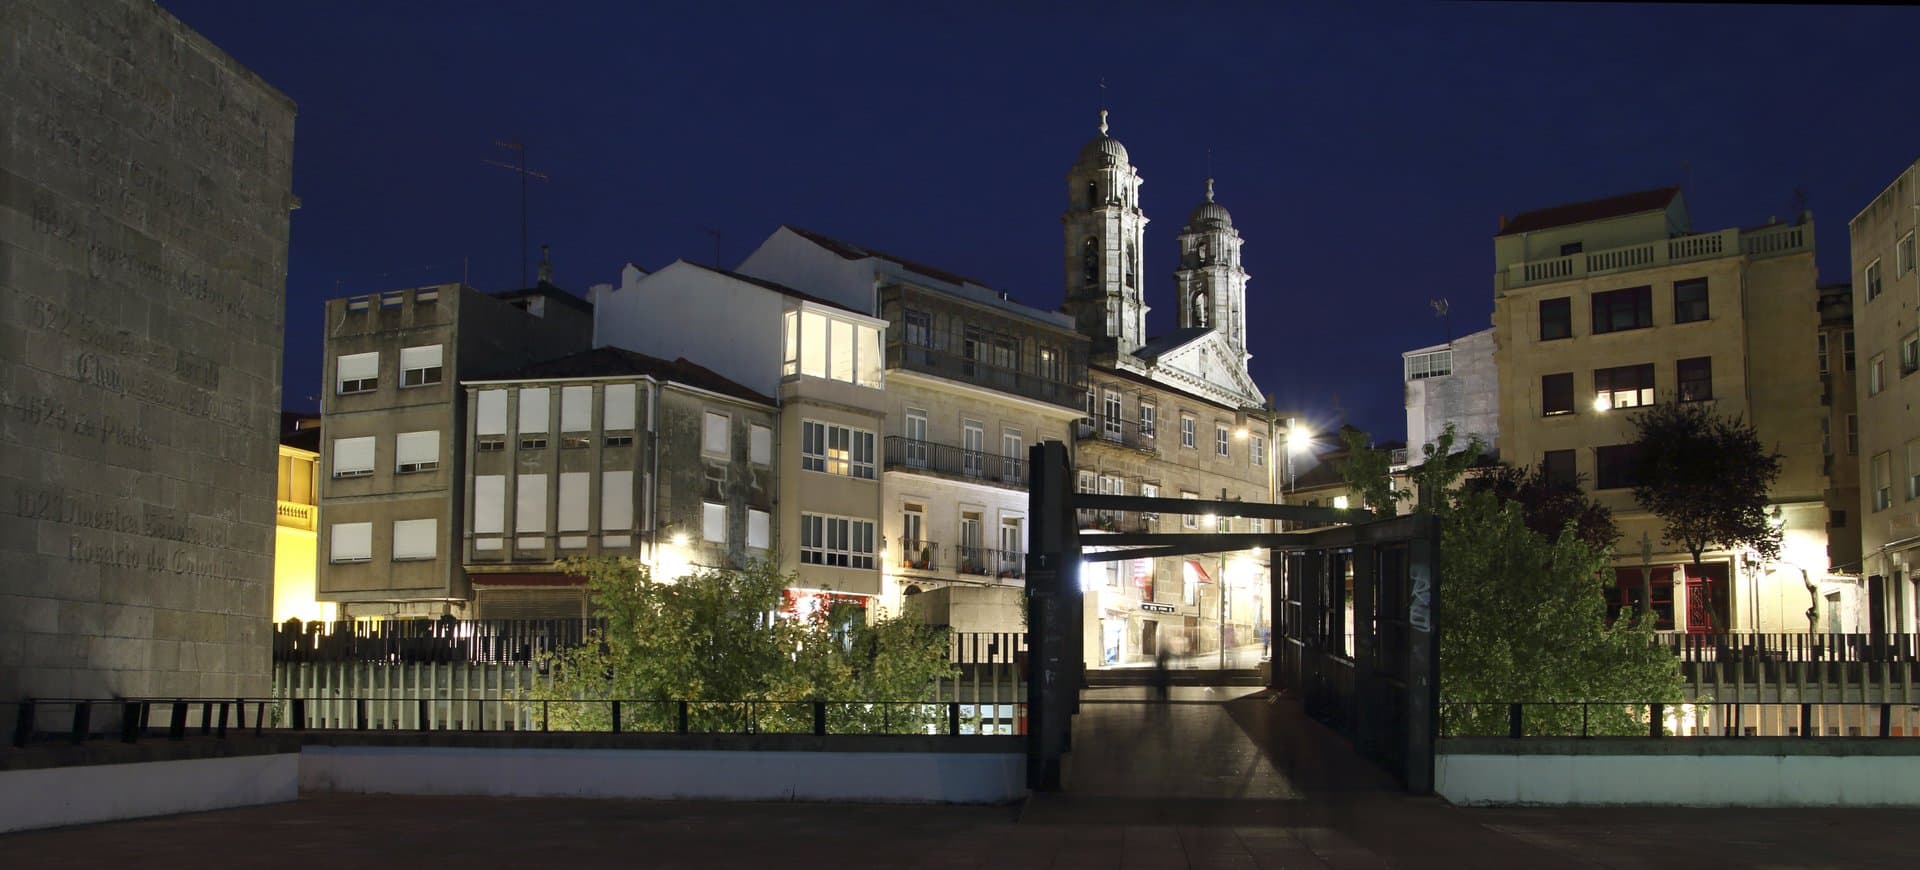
[1185,559,1213,585]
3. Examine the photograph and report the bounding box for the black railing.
[953,546,1025,579]
[897,539,940,571]
[948,631,1026,666]
[1444,701,1920,739]
[273,618,604,664]
[884,436,1027,488]
[1077,509,1154,533]
[4,696,1024,746]
[886,343,1082,410]
[1074,414,1157,452]
[1660,633,1920,663]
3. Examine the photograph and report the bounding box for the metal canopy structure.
[1023,440,1441,793]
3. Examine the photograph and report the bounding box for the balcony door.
[962,420,984,478]
[902,505,927,569]
[1002,429,1023,484]
[905,410,928,468]
[998,518,1022,578]
[959,513,984,574]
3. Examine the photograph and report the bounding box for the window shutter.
[561,386,593,432]
[748,509,770,550]
[603,383,636,430]
[519,388,550,434]
[392,518,437,560]
[703,502,726,543]
[333,436,375,476]
[516,473,547,532]
[558,472,590,532]
[703,412,729,455]
[474,475,505,534]
[476,390,508,435]
[395,431,438,469]
[400,344,442,370]
[330,522,372,562]
[600,471,633,531]
[749,425,772,465]
[337,352,378,383]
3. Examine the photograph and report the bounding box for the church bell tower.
[1174,178,1251,365]
[1062,111,1149,356]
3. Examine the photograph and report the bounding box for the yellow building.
[1491,187,1842,633]
[274,419,334,624]
[1849,159,1920,634]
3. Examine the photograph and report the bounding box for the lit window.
[400,345,443,388]
[336,352,379,394]
[802,420,875,479]
[1594,363,1654,410]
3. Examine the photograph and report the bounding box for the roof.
[1133,327,1211,362]
[280,411,321,452]
[490,282,594,314]
[1497,186,1681,237]
[680,260,864,316]
[1095,360,1253,415]
[485,346,774,407]
[781,225,993,295]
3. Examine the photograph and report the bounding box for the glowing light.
[1288,425,1314,453]
[1593,394,1612,413]
[1332,495,1350,510]
[671,532,689,547]
[1079,560,1094,593]
[1235,427,1249,440]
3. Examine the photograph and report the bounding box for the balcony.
[1077,510,1155,534]
[884,436,1027,489]
[1074,414,1158,453]
[886,343,1083,411]
[1497,223,1813,292]
[276,500,316,531]
[897,540,941,572]
[954,545,1025,581]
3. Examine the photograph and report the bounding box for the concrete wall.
[1,0,296,699]
[595,262,786,397]
[0,753,298,834]
[301,743,1025,804]
[1404,328,1499,457]
[1438,740,1920,807]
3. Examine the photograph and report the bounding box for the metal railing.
[5,696,1024,745]
[274,618,605,664]
[1077,509,1154,533]
[885,343,1082,410]
[1660,633,1920,663]
[1444,700,1920,739]
[897,539,940,571]
[953,546,1024,579]
[1073,414,1158,452]
[1498,223,1812,291]
[884,436,1027,488]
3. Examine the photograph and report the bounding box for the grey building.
[460,348,778,618]
[1402,327,1500,462]
[318,280,591,619]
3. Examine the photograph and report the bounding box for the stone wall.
[0,0,296,699]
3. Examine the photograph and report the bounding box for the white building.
[1403,326,1499,459]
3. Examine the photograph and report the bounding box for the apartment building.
[1817,284,1862,579]
[1850,160,1920,634]
[273,414,331,624]
[1491,186,1839,633]
[458,348,777,618]
[1403,327,1499,460]
[318,279,591,619]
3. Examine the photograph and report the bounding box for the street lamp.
[1285,419,1313,495]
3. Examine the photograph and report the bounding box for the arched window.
[1082,237,1099,286]
[1086,181,1098,210]
[1124,242,1136,288]
[1197,241,1209,265]
[1192,292,1209,327]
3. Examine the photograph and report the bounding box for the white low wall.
[0,754,299,834]
[1438,752,1920,807]
[302,745,1026,804]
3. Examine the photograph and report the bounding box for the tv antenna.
[1430,297,1451,342]
[699,226,724,268]
[484,139,550,288]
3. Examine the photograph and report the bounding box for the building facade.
[1403,327,1499,459]
[1816,284,1862,580]
[1491,186,1839,633]
[1849,160,1920,635]
[317,280,591,619]
[274,416,331,623]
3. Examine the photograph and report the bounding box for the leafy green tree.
[1630,402,1782,632]
[1339,424,1485,516]
[529,556,954,733]
[1463,462,1619,552]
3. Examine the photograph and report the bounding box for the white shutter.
[749,425,772,465]
[558,472,590,531]
[519,388,550,434]
[703,502,726,543]
[337,352,378,383]
[476,390,508,435]
[600,471,633,530]
[561,385,593,432]
[703,412,729,455]
[392,518,437,561]
[399,344,442,370]
[604,383,636,430]
[395,431,438,470]
[474,475,505,534]
[748,509,770,550]
[330,522,372,562]
[516,473,547,532]
[333,436,375,476]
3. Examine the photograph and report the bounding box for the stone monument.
[1,0,297,699]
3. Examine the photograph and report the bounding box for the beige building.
[458,348,778,618]
[1849,160,1920,635]
[1491,186,1840,633]
[273,416,332,624]
[317,278,591,618]
[1817,284,1862,578]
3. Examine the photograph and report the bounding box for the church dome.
[1188,179,1232,226]
[1079,135,1129,164]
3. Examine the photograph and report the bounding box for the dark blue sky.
[163,1,1920,439]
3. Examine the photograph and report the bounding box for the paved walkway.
[4,688,1919,867]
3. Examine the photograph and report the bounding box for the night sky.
[162,1,1920,441]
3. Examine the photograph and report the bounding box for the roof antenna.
[700,226,724,268]
[1431,297,1451,343]
[484,140,550,289]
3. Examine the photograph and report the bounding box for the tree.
[1340,424,1486,516]
[1463,462,1619,553]
[1629,402,1782,632]
[530,556,954,733]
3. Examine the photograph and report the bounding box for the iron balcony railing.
[1073,414,1158,452]
[885,342,1082,411]
[1659,632,1920,663]
[897,539,940,571]
[1443,700,1920,740]
[953,546,1025,579]
[1077,510,1155,533]
[884,436,1027,488]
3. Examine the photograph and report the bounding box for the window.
[474,475,505,534]
[703,412,729,457]
[1848,414,1859,456]
[1405,349,1453,379]
[329,522,372,563]
[1594,363,1654,410]
[1542,372,1574,417]
[789,309,883,388]
[1676,357,1713,403]
[1902,232,1916,276]
[604,383,636,431]
[395,430,438,473]
[601,471,633,531]
[1832,509,1847,529]
[703,502,727,544]
[1039,347,1061,382]
[1903,333,1919,376]
[1845,330,1856,372]
[1873,452,1891,511]
[1140,483,1159,521]
[1181,416,1196,449]
[1003,429,1023,481]
[1182,491,1199,529]
[802,420,875,479]
[1103,391,1122,439]
[1139,403,1156,437]
[1559,241,1583,256]
[749,424,772,466]
[336,352,379,394]
[1539,297,1572,341]
[1673,278,1709,323]
[1870,354,1886,396]
[1591,285,1653,334]
[1822,416,1832,456]
[332,436,375,478]
[392,519,436,561]
[519,388,549,449]
[560,385,592,434]
[1543,449,1576,488]
[603,433,633,448]
[903,309,931,347]
[1867,259,1884,301]
[1909,439,1920,501]
[799,514,875,569]
[516,474,547,533]
[904,410,928,468]
[962,421,984,478]
[400,345,443,388]
[1818,334,1830,375]
[1594,444,1643,490]
[558,472,589,533]
[748,509,771,550]
[1251,435,1265,467]
[1216,425,1230,457]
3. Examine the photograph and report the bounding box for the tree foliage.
[529,556,954,733]
[1462,462,1620,552]
[1339,424,1486,516]
[1630,401,1783,567]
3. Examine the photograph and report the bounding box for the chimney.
[1497,214,1509,232]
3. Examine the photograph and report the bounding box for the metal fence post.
[1507,703,1522,739]
[1648,703,1664,738]
[677,701,689,734]
[1800,703,1813,738]
[200,701,213,735]
[168,700,188,741]
[1881,703,1893,738]
[217,701,230,737]
[1581,703,1590,738]
[541,700,549,732]
[12,699,34,748]
[949,702,961,736]
[70,701,91,744]
[290,698,307,731]
[355,699,368,731]
[417,699,429,732]
[813,701,826,736]
[611,701,622,734]
[121,701,141,743]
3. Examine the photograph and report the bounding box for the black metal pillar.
[1403,515,1440,794]
[1025,440,1081,791]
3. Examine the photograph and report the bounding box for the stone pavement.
[3,687,1919,867]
